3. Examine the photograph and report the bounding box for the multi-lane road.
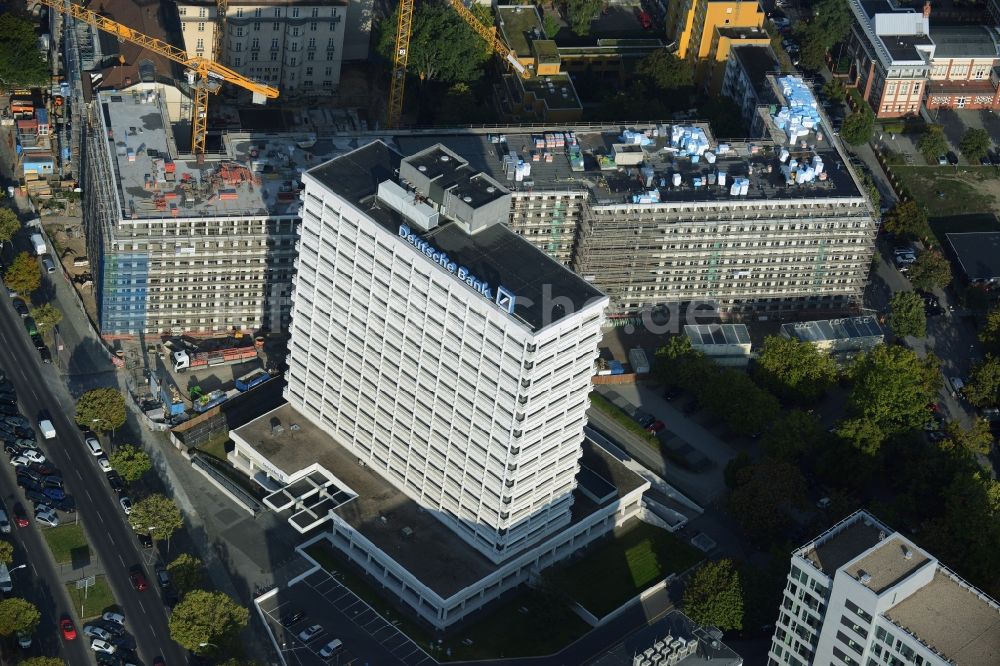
[0,290,185,664]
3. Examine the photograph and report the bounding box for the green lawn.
[196,433,232,462]
[42,523,90,565]
[590,393,659,449]
[550,520,702,617]
[892,166,997,217]
[304,543,590,661]
[65,575,115,619]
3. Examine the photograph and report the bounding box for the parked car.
[101,611,125,627]
[946,151,959,165]
[937,154,948,165]
[280,609,305,627]
[35,508,59,527]
[298,624,323,642]
[98,457,112,473]
[39,347,51,364]
[119,497,133,515]
[30,334,44,351]
[0,509,9,534]
[51,496,76,513]
[107,473,125,494]
[91,639,117,654]
[9,455,31,468]
[21,449,45,464]
[83,625,113,641]
[11,299,28,317]
[23,489,48,505]
[16,477,40,492]
[318,639,344,658]
[86,437,104,457]
[135,531,153,549]
[155,567,171,590]
[43,487,66,501]
[647,420,666,434]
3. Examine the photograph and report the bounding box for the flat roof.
[882,34,933,62]
[98,90,325,221]
[844,536,930,594]
[234,403,645,598]
[684,324,751,346]
[497,5,544,57]
[520,73,582,110]
[716,26,769,40]
[732,45,781,97]
[781,316,884,343]
[394,125,864,205]
[947,232,1000,281]
[309,141,605,332]
[800,512,889,575]
[885,571,1000,666]
[929,25,1000,59]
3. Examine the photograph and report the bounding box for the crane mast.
[385,0,528,128]
[37,0,278,156]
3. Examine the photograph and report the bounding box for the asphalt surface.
[0,292,186,665]
[0,465,92,663]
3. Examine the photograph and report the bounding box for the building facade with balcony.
[767,510,1000,666]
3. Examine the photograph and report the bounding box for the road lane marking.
[118,554,125,566]
[85,489,93,501]
[74,469,82,480]
[97,514,105,525]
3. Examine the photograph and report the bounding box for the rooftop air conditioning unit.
[858,570,872,584]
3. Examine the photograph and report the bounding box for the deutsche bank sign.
[399,224,517,315]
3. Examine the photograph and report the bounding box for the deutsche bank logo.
[399,223,518,316]
[496,286,516,315]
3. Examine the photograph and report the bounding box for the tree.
[683,559,743,631]
[798,38,828,71]
[862,172,881,214]
[761,410,824,462]
[917,124,948,163]
[755,335,838,404]
[542,13,560,38]
[882,200,931,241]
[808,0,852,46]
[130,494,184,547]
[167,553,207,597]
[109,445,152,482]
[0,209,19,250]
[655,336,713,391]
[723,451,754,490]
[168,590,249,653]
[565,0,603,36]
[4,252,40,298]
[29,303,62,334]
[940,420,993,456]
[636,49,693,92]
[959,127,991,163]
[375,2,490,84]
[702,370,779,437]
[728,460,807,541]
[979,307,1000,354]
[0,598,40,636]
[22,658,65,666]
[846,345,940,444]
[0,541,12,565]
[74,388,126,434]
[906,250,952,291]
[889,291,927,338]
[965,356,1000,408]
[834,417,887,457]
[0,15,49,89]
[697,97,748,138]
[841,107,874,145]
[822,78,846,103]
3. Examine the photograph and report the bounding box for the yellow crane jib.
[38,0,278,156]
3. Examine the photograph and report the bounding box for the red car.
[647,420,665,434]
[130,571,149,591]
[12,503,28,528]
[60,617,77,640]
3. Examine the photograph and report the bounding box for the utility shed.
[684,324,752,366]
[780,316,884,353]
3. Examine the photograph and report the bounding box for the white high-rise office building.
[768,510,1000,666]
[286,141,608,562]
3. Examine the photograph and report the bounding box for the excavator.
[37,0,277,157]
[387,0,530,128]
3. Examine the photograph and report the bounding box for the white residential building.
[768,510,1000,666]
[286,141,609,562]
[175,0,373,93]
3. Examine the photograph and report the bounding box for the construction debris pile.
[771,76,822,145]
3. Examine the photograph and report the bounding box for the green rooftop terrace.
[498,5,544,57]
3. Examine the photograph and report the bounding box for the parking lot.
[258,568,433,666]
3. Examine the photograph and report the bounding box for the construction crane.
[213,0,228,63]
[386,0,529,128]
[37,0,278,157]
